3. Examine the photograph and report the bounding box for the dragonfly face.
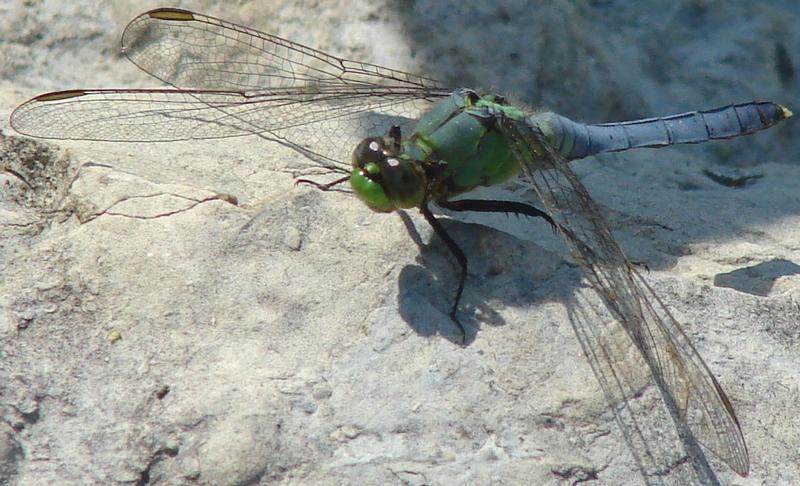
[350,130,427,213]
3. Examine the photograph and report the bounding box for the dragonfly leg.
[295,175,350,191]
[420,204,468,344]
[441,198,610,265]
[437,199,557,233]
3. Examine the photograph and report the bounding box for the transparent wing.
[10,8,451,171]
[10,87,442,172]
[121,8,443,92]
[498,117,749,476]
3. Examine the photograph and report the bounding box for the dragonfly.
[9,7,791,477]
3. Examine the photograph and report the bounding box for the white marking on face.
[387,158,399,167]
[369,141,380,152]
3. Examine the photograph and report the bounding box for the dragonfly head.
[350,127,426,213]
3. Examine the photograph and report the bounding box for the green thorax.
[402,90,526,201]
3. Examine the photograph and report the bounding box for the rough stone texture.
[1,1,798,485]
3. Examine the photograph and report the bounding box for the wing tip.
[10,91,87,136]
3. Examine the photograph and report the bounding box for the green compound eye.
[350,168,394,213]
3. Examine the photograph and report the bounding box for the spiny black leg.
[420,204,468,344]
[295,175,350,191]
[440,199,645,269]
[437,199,558,233]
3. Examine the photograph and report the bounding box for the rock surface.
[1,1,799,484]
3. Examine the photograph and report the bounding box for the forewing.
[498,117,749,476]
[121,8,443,92]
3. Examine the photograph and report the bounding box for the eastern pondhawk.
[9,8,791,477]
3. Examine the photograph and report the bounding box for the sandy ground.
[1,1,799,484]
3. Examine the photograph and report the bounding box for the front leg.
[295,175,350,191]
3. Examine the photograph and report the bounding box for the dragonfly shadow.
[395,211,567,344]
